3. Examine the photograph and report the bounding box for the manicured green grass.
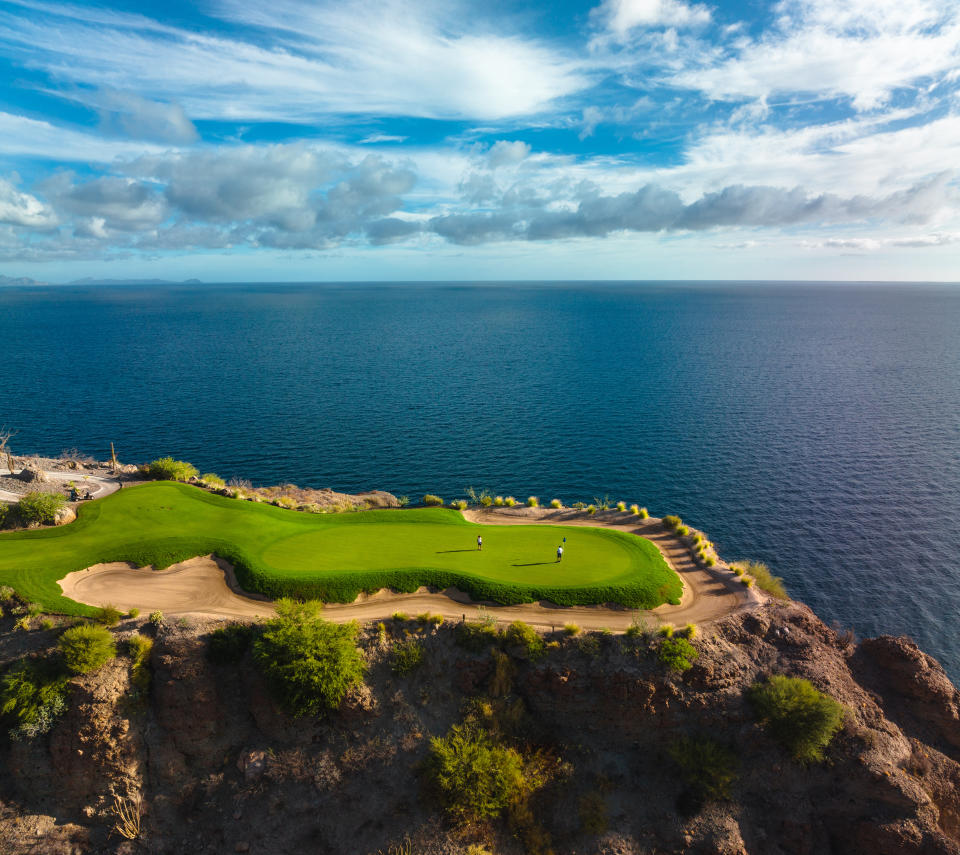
[0,482,681,615]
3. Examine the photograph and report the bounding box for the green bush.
[742,577,754,587]
[146,457,198,482]
[201,473,225,488]
[392,611,409,622]
[127,607,140,618]
[504,496,517,507]
[731,561,788,599]
[16,491,66,525]
[549,499,562,509]
[616,501,626,512]
[563,622,581,636]
[423,494,443,506]
[629,504,640,515]
[493,496,505,507]
[0,585,14,601]
[704,556,716,567]
[662,514,682,531]
[426,725,525,823]
[0,503,8,529]
[676,524,690,536]
[638,507,649,519]
[682,623,698,639]
[658,636,698,673]
[586,504,597,515]
[451,499,468,511]
[748,675,844,763]
[526,496,539,508]
[127,634,153,693]
[58,623,117,674]
[416,611,444,627]
[254,599,365,717]
[207,623,255,664]
[503,621,545,660]
[149,610,164,626]
[658,623,674,638]
[456,617,501,653]
[669,735,737,806]
[391,638,425,676]
[480,495,494,507]
[94,604,122,626]
[0,658,68,739]
[397,496,410,508]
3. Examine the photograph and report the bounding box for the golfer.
[556,544,563,562]
[477,535,483,551]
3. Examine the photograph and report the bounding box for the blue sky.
[0,0,958,281]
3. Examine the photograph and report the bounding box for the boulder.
[54,506,77,526]
[17,467,48,483]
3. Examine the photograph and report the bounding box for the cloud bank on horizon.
[0,0,958,281]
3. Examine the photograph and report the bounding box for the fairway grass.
[0,482,681,615]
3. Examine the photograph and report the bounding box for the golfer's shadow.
[512,561,555,566]
[436,549,475,553]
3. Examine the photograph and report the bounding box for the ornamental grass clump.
[616,501,627,512]
[423,494,443,506]
[58,623,117,674]
[146,457,198,482]
[526,496,539,507]
[503,621,545,660]
[493,496,505,507]
[629,504,640,515]
[731,560,788,599]
[748,675,844,763]
[504,496,517,507]
[201,473,225,488]
[662,515,683,532]
[563,622,581,636]
[549,499,563,509]
[586,504,597,515]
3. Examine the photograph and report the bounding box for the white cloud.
[0,175,58,227]
[487,140,531,169]
[92,89,198,143]
[0,0,588,123]
[672,0,960,110]
[359,134,408,145]
[591,0,711,37]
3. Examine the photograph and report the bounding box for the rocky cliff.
[1,600,959,855]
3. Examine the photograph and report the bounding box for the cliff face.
[1,601,959,855]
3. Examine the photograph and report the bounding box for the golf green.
[0,482,682,614]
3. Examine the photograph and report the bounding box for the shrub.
[579,791,608,835]
[586,504,597,515]
[423,494,443,506]
[572,501,585,510]
[504,496,517,507]
[207,623,255,664]
[146,457,198,482]
[201,473,225,488]
[704,556,717,567]
[493,496,505,507]
[94,604,122,627]
[480,495,494,507]
[503,621,545,660]
[658,636,698,673]
[416,612,444,627]
[127,608,140,619]
[127,634,153,693]
[669,735,737,806]
[563,622,581,636]
[676,524,690,536]
[0,585,14,601]
[742,577,754,587]
[616,501,626,512]
[683,623,698,639]
[392,611,409,622]
[0,658,68,739]
[254,599,365,717]
[425,724,525,823]
[149,610,164,627]
[663,514,682,531]
[638,507,649,519]
[16,491,66,525]
[391,638,425,676]
[549,499,562,509]
[40,618,55,631]
[58,623,117,674]
[451,499,468,511]
[456,617,501,653]
[731,560,788,599]
[397,496,410,508]
[748,675,844,763]
[629,503,640,515]
[657,623,674,638]
[526,496,539,507]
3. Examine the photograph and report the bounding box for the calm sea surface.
[2,281,959,677]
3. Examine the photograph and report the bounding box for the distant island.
[0,276,204,287]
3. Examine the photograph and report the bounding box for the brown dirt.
[57,509,754,630]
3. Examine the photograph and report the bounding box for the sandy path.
[57,508,758,629]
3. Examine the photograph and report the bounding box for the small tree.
[749,675,844,763]
[58,624,117,674]
[426,725,525,823]
[146,457,198,482]
[16,491,66,525]
[254,599,365,717]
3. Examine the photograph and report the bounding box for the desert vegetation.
[145,457,198,482]
[730,560,788,599]
[748,675,844,763]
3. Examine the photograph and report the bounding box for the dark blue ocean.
[2,281,959,677]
